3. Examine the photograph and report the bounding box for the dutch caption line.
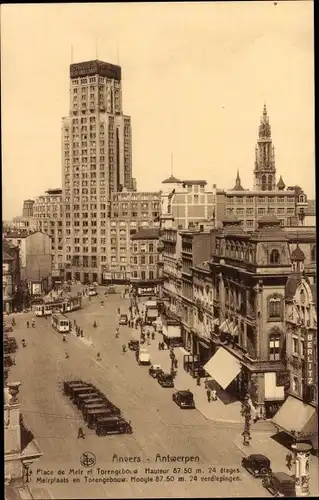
[35,466,242,485]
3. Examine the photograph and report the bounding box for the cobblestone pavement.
[6,288,270,498]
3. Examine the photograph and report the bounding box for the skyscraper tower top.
[258,103,271,139]
[70,60,121,81]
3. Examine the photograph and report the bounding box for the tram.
[35,300,64,317]
[62,295,82,312]
[52,314,70,333]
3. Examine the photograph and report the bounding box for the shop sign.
[305,331,315,386]
[32,283,42,295]
[103,272,112,280]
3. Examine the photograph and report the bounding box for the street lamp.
[241,394,252,446]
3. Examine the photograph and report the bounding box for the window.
[149,270,154,280]
[149,256,154,265]
[269,334,281,360]
[269,297,281,319]
[141,271,146,280]
[149,243,154,253]
[270,249,280,264]
[292,377,300,394]
[194,195,199,204]
[292,337,299,355]
[140,256,146,265]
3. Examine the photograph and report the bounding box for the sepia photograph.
[2,1,317,498]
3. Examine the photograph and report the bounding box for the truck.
[144,300,158,325]
[138,348,151,365]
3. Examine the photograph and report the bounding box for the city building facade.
[159,214,317,426]
[161,176,217,230]
[215,106,311,231]
[62,60,133,282]
[130,228,161,294]
[3,240,20,314]
[32,189,64,278]
[4,231,52,295]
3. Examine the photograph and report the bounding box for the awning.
[219,319,231,333]
[198,340,210,349]
[212,318,220,326]
[272,396,318,438]
[162,324,181,339]
[232,324,239,336]
[264,372,285,401]
[203,347,242,390]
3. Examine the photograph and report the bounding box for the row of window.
[130,255,156,265]
[227,207,295,216]
[227,196,295,204]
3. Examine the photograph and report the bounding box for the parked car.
[75,391,102,408]
[107,286,116,294]
[241,454,271,477]
[4,326,13,333]
[262,471,295,497]
[63,380,86,396]
[70,385,96,401]
[119,314,128,325]
[128,340,140,351]
[79,397,106,411]
[148,364,163,379]
[158,373,174,388]
[172,390,195,409]
[86,408,114,428]
[95,416,132,436]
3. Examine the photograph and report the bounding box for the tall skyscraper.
[62,60,132,282]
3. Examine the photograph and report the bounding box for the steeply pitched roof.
[304,200,316,216]
[131,228,160,240]
[285,274,302,299]
[182,180,207,185]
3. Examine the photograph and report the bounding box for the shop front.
[196,336,212,366]
[263,372,286,419]
[272,395,318,447]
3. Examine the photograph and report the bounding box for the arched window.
[299,195,305,203]
[270,249,280,264]
[269,333,281,360]
[268,175,273,191]
[261,175,267,191]
[311,245,316,262]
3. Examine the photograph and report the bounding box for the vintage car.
[86,408,114,428]
[172,390,195,409]
[119,314,128,325]
[158,372,174,388]
[241,454,271,477]
[95,416,133,436]
[70,385,96,401]
[128,340,140,351]
[262,471,296,497]
[75,391,102,408]
[63,380,86,396]
[4,325,13,333]
[107,285,116,294]
[79,397,106,411]
[148,364,163,379]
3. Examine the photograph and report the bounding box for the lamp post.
[241,394,252,446]
[169,347,175,374]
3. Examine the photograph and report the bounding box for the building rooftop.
[291,245,305,262]
[131,228,160,240]
[4,230,29,239]
[162,175,182,184]
[182,180,207,185]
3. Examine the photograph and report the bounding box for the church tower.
[253,104,276,191]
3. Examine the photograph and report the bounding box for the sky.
[1,1,315,219]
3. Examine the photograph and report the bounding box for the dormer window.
[270,249,280,264]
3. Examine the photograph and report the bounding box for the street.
[8,286,269,499]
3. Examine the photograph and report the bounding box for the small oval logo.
[80,452,96,468]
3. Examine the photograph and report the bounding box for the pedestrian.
[77,427,85,439]
[197,374,201,386]
[211,389,217,401]
[151,331,155,340]
[96,352,101,362]
[286,453,293,471]
[80,329,84,337]
[174,358,178,370]
[27,321,29,328]
[65,349,69,359]
[158,341,162,351]
[206,387,211,403]
[62,334,67,343]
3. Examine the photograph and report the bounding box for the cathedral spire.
[232,170,244,191]
[253,104,276,191]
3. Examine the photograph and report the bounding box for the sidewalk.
[234,432,319,496]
